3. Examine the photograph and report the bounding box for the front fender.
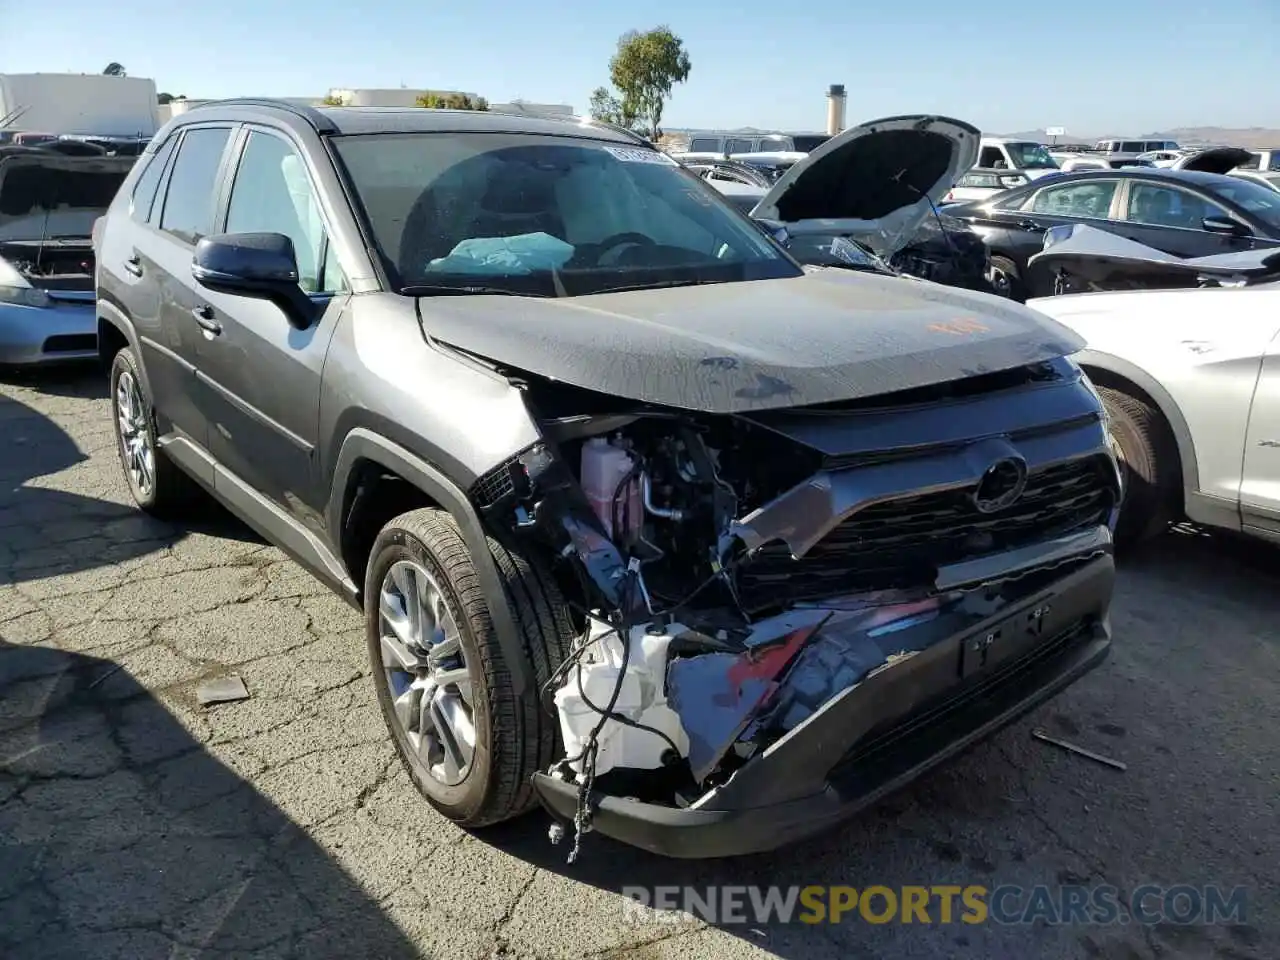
[325,428,533,696]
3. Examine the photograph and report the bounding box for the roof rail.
[187,98,339,134]
[545,113,651,146]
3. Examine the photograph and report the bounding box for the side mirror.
[1201,216,1249,237]
[192,232,316,329]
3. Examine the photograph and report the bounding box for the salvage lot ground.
[1,367,1276,960]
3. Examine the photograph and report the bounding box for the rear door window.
[1027,180,1120,219]
[725,138,755,154]
[158,127,233,245]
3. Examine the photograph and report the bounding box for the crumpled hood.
[421,270,1084,413]
[749,115,981,257]
[0,151,134,241]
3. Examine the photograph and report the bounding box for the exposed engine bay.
[0,241,96,291]
[470,360,1120,859]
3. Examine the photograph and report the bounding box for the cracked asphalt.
[1,366,1276,960]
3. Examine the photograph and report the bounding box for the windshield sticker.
[604,146,676,165]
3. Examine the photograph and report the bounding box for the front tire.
[364,507,575,827]
[1098,386,1180,548]
[109,347,201,518]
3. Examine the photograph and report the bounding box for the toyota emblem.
[971,457,1028,513]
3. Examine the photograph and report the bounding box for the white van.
[975,138,1060,179]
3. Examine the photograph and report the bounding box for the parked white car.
[942,168,1033,202]
[1028,260,1280,547]
[1136,150,1184,167]
[1229,169,1280,194]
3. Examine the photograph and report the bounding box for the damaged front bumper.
[532,550,1113,859]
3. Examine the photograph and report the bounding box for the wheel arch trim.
[1076,348,1199,495]
[97,300,152,397]
[327,428,533,695]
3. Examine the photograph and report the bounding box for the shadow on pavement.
[0,638,418,960]
[1,373,261,587]
[0,361,112,399]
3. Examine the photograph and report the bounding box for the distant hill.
[1001,127,1280,148]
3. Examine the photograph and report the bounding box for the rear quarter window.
[129,136,176,223]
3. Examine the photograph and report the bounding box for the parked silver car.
[0,146,133,365]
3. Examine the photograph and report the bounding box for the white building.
[154,90,576,126]
[326,87,480,107]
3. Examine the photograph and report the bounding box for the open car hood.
[1028,223,1280,287]
[749,115,981,257]
[1171,146,1255,174]
[0,150,134,241]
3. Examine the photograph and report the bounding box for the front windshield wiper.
[399,284,549,298]
[587,278,725,295]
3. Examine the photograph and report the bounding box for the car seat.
[397,160,565,278]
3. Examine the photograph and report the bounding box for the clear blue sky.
[2,0,1277,135]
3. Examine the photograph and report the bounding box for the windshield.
[1206,178,1280,232]
[333,132,799,296]
[1006,142,1059,170]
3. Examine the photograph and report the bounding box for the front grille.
[736,456,1114,611]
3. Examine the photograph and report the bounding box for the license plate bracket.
[958,598,1055,680]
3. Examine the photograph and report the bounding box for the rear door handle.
[122,255,143,278]
[192,304,222,336]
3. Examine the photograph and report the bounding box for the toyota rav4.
[94,101,1120,859]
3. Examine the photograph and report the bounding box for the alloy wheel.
[378,559,477,786]
[115,370,155,497]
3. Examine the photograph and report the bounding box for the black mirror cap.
[193,231,300,286]
[192,232,315,329]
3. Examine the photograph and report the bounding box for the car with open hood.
[691,115,994,293]
[0,145,134,365]
[94,100,1120,859]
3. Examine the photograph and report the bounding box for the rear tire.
[109,347,202,519]
[988,255,1025,301]
[364,507,575,827]
[1098,386,1181,548]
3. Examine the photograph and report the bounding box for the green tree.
[608,27,691,139]
[588,86,637,130]
[415,92,489,111]
[320,93,347,106]
[102,62,126,77]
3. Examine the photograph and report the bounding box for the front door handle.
[122,255,143,278]
[1018,219,1045,231]
[192,304,222,336]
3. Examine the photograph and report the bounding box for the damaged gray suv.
[95,101,1121,859]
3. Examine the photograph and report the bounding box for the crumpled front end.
[470,356,1120,859]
